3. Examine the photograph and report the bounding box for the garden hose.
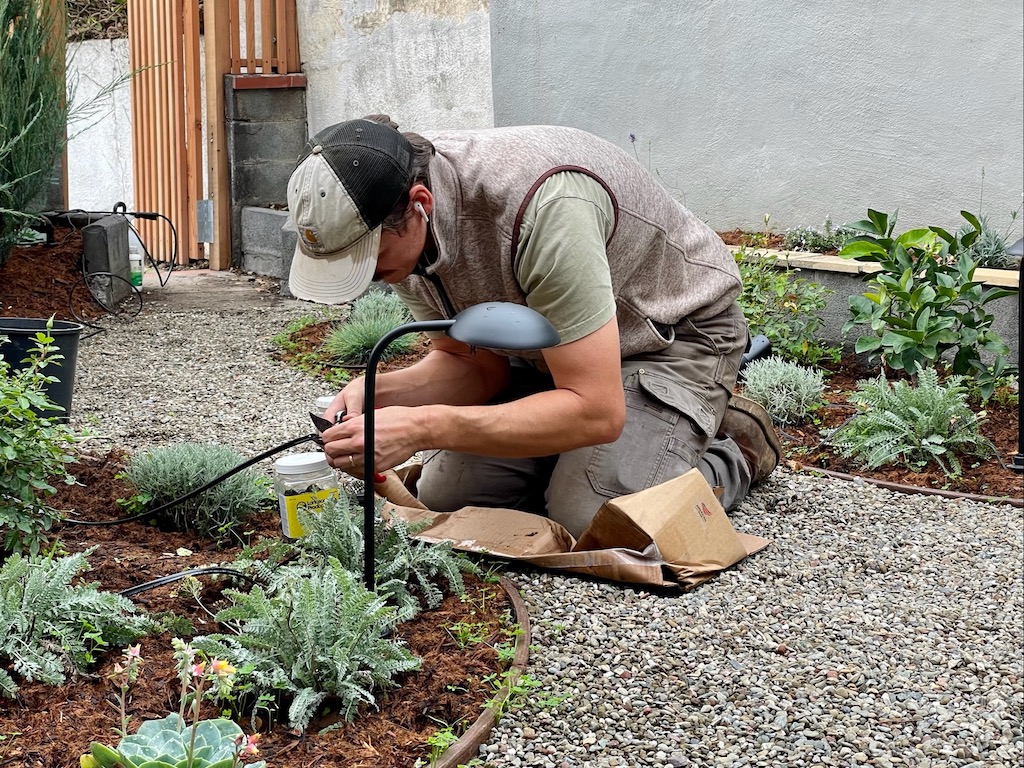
[65,432,320,527]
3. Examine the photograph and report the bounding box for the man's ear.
[409,184,433,217]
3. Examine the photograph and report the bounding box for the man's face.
[374,223,425,284]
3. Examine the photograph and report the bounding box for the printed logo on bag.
[694,501,714,524]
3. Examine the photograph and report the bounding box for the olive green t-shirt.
[393,171,616,346]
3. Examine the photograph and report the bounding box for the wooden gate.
[127,0,300,268]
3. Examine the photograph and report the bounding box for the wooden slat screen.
[127,0,202,265]
[227,0,300,75]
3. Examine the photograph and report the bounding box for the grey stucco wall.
[296,0,494,136]
[490,2,1024,235]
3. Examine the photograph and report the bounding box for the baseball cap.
[286,119,414,304]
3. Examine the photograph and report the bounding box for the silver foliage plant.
[297,492,474,617]
[124,442,271,541]
[741,355,825,425]
[826,367,994,479]
[0,549,155,697]
[191,557,421,733]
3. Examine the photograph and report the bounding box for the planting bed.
[0,235,526,766]
[0,451,519,767]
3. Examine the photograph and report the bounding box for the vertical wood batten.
[205,0,232,268]
[260,0,273,72]
[183,0,203,260]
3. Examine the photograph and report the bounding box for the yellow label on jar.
[279,488,339,538]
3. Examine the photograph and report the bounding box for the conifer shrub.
[0,0,67,266]
[322,289,416,365]
[741,355,825,425]
[123,442,271,542]
[0,549,156,697]
[826,367,994,479]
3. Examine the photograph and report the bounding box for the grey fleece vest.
[397,125,741,363]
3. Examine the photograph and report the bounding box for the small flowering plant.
[81,639,264,768]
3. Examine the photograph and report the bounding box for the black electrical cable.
[119,566,260,598]
[65,432,320,527]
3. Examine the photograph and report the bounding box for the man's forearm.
[370,348,510,408]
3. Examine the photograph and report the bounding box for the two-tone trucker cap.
[286,119,414,303]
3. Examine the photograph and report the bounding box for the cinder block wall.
[225,78,307,266]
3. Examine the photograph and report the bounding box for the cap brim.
[288,226,381,304]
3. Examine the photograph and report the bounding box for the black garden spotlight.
[361,302,560,589]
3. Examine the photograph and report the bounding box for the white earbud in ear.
[414,201,429,223]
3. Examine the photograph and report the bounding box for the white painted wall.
[65,2,1024,238]
[66,40,134,213]
[490,1,1024,235]
[295,0,494,135]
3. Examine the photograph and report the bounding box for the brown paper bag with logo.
[375,466,768,590]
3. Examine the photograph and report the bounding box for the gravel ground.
[69,275,1023,768]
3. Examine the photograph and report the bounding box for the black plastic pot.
[0,318,84,420]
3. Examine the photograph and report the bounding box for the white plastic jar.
[273,452,339,538]
[313,395,335,419]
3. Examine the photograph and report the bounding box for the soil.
[0,232,516,767]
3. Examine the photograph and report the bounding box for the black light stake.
[1008,237,1023,474]
[361,302,561,589]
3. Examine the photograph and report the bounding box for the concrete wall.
[489,1,1024,235]
[295,0,494,135]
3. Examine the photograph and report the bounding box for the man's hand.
[320,406,424,477]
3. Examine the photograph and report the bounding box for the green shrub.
[0,549,156,697]
[0,0,67,266]
[782,217,853,253]
[297,492,473,617]
[735,247,840,366]
[0,324,82,555]
[741,355,824,425]
[123,442,271,542]
[191,557,421,733]
[323,289,415,365]
[841,208,1017,400]
[827,367,993,479]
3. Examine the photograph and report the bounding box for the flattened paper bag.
[376,467,768,589]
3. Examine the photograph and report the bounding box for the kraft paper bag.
[375,466,768,590]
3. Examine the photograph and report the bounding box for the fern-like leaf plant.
[0,549,155,696]
[826,367,994,478]
[297,492,474,616]
[191,557,420,733]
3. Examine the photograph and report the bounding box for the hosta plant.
[84,713,265,768]
[841,208,1017,400]
[123,442,272,542]
[741,355,824,426]
[826,366,994,479]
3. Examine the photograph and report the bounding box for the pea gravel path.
[69,271,1023,768]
